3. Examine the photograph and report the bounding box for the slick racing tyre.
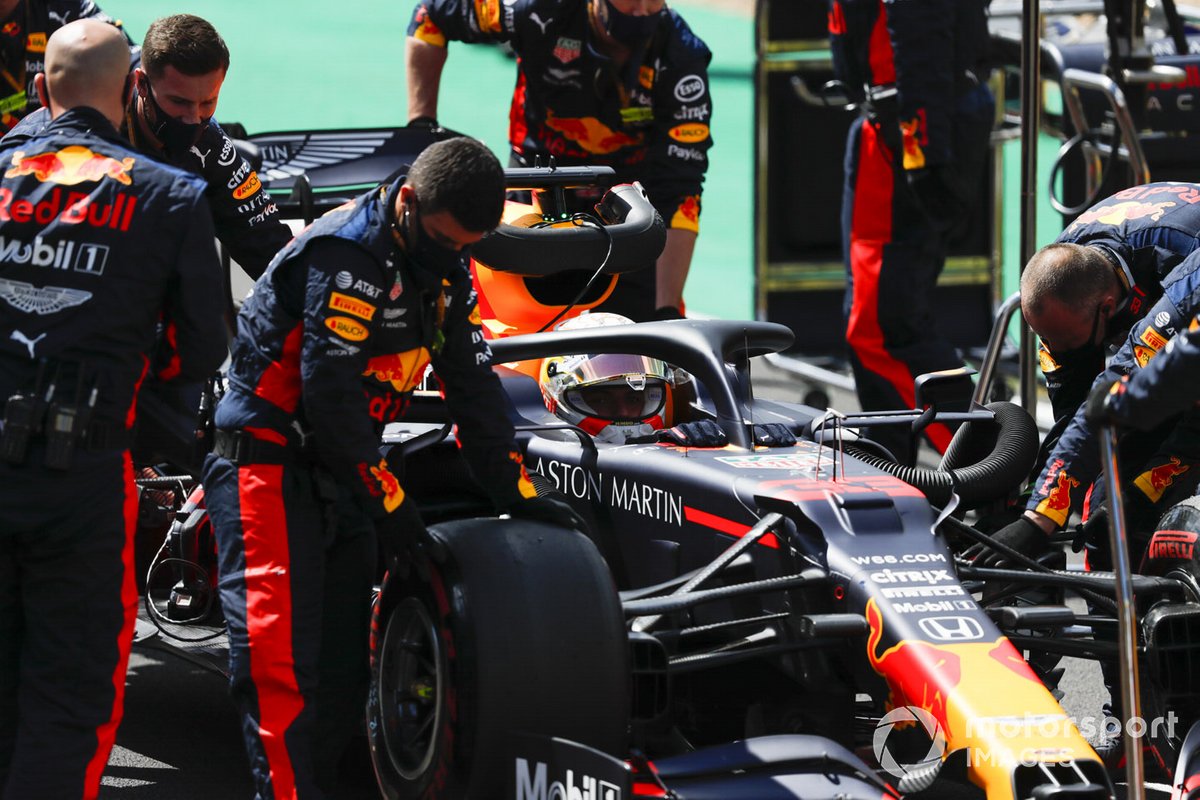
[367,516,629,799]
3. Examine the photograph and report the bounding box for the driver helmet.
[539,312,672,443]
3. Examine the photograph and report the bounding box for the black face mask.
[603,0,664,46]
[141,77,209,156]
[1048,303,1106,366]
[398,199,467,277]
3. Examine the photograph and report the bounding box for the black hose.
[846,402,1039,510]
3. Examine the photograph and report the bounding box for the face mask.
[602,0,664,45]
[399,199,467,276]
[141,77,209,155]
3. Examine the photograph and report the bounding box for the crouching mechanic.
[201,136,584,799]
[539,312,796,447]
[0,19,226,798]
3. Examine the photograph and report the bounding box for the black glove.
[507,494,590,535]
[906,165,970,235]
[659,419,727,447]
[964,517,1048,568]
[753,422,796,447]
[1084,376,1128,426]
[407,115,439,130]
[375,499,429,564]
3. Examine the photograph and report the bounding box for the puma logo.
[530,12,551,33]
[189,145,211,168]
[11,329,46,358]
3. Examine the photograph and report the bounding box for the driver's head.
[394,137,505,275]
[135,15,229,152]
[539,312,672,443]
[1021,243,1122,355]
[40,20,131,127]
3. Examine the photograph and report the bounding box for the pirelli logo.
[329,291,376,321]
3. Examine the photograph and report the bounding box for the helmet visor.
[563,376,667,422]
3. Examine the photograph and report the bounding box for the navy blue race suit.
[1105,315,1200,431]
[1027,249,1200,532]
[6,105,292,280]
[0,106,226,799]
[202,176,536,798]
[408,0,711,319]
[1036,183,1200,453]
[0,0,137,132]
[829,0,993,462]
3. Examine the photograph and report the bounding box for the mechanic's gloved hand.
[907,165,970,235]
[964,517,1049,568]
[753,422,797,447]
[376,499,429,564]
[1084,376,1129,426]
[659,419,727,447]
[407,115,439,130]
[507,494,590,535]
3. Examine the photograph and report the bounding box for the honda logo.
[918,615,985,642]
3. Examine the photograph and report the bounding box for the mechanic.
[976,247,1200,567]
[540,311,797,447]
[1019,182,1200,471]
[0,0,136,132]
[829,0,994,465]
[4,13,291,279]
[405,0,712,322]
[202,136,586,799]
[0,19,226,799]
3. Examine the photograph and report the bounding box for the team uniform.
[5,106,291,279]
[202,175,535,799]
[0,0,137,132]
[1027,250,1200,532]
[0,107,226,799]
[829,0,993,459]
[408,0,711,319]
[1105,315,1200,431]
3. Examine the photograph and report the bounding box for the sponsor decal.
[468,304,482,325]
[6,146,133,185]
[668,123,709,144]
[0,234,108,274]
[553,36,580,63]
[545,66,582,88]
[1068,200,1177,230]
[232,171,262,201]
[388,272,403,301]
[0,187,137,231]
[900,114,927,170]
[1038,346,1060,372]
[865,600,961,732]
[335,270,353,290]
[673,103,710,121]
[217,136,237,166]
[1134,457,1191,503]
[189,145,211,168]
[1035,469,1079,526]
[10,329,45,358]
[666,143,704,162]
[673,73,705,103]
[545,111,641,154]
[325,315,368,341]
[383,307,407,320]
[619,106,653,125]
[1156,311,1172,327]
[328,291,376,321]
[851,553,948,566]
[26,32,45,53]
[716,452,821,469]
[364,349,431,393]
[325,335,360,355]
[353,278,381,298]
[918,616,986,642]
[529,11,552,33]
[1148,530,1198,561]
[369,459,404,512]
[1141,326,1169,351]
[225,161,252,189]
[0,276,90,314]
[474,0,502,32]
[1134,344,1157,368]
[880,585,968,599]
[869,568,953,584]
[412,6,446,47]
[638,66,654,89]
[670,195,701,233]
[1,21,18,35]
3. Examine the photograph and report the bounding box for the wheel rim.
[379,596,443,781]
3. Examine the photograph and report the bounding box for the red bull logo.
[1148,530,1198,561]
[1036,470,1079,526]
[6,146,134,186]
[670,195,701,234]
[1135,457,1191,503]
[1068,200,1176,230]
[900,115,927,170]
[545,112,643,155]
[0,186,137,231]
[369,459,404,512]
[473,0,502,32]
[364,348,430,392]
[866,600,962,732]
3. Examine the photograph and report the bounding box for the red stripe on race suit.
[683,506,779,549]
[82,451,139,800]
[844,120,952,452]
[254,323,304,413]
[868,0,896,85]
[239,464,303,800]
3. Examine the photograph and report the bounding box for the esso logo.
[674,74,705,103]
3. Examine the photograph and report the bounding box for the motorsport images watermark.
[872,706,1180,778]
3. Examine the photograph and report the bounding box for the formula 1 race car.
[127,126,1194,800]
